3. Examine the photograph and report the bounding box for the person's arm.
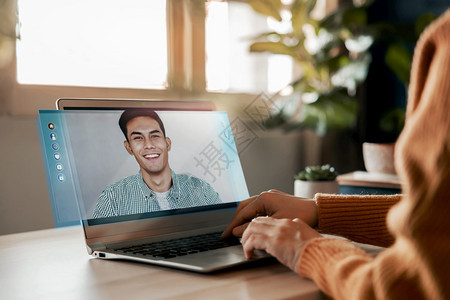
[222,190,399,246]
[315,193,401,247]
[227,11,450,299]
[298,11,450,299]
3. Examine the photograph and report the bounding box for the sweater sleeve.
[315,194,401,247]
[297,10,450,300]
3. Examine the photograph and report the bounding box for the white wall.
[0,115,55,235]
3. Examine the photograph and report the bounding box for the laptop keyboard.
[113,232,241,259]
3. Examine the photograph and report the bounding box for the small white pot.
[294,180,339,199]
[362,142,396,174]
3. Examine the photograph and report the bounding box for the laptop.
[38,98,270,273]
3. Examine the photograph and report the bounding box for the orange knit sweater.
[298,10,450,299]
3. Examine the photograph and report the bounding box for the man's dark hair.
[119,109,166,141]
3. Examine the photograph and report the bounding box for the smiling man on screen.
[93,109,221,218]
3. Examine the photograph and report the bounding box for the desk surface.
[0,226,324,300]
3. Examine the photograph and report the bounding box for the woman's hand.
[242,216,322,272]
[222,189,318,238]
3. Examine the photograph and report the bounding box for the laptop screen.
[38,109,249,226]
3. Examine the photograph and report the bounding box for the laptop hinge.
[88,242,107,254]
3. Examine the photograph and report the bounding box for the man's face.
[124,116,171,176]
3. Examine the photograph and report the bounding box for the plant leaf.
[342,6,367,27]
[379,108,405,135]
[414,12,436,37]
[247,0,283,21]
[385,43,412,84]
[291,0,317,36]
[250,41,295,56]
[331,53,372,92]
[299,92,358,135]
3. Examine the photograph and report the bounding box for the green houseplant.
[294,164,338,181]
[294,164,339,197]
[247,0,376,135]
[379,12,437,137]
[247,1,436,137]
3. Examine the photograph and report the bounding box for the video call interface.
[38,110,249,225]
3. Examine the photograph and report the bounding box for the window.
[205,1,293,94]
[17,0,167,89]
[15,0,293,94]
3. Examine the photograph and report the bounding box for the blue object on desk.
[337,171,402,196]
[339,185,401,195]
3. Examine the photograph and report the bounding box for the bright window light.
[16,0,167,89]
[205,1,230,92]
[268,55,293,93]
[205,1,293,94]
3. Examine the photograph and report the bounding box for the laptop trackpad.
[166,246,270,272]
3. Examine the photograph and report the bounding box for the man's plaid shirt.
[93,170,221,218]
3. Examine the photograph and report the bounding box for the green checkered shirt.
[93,170,221,218]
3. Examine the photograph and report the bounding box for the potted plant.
[247,0,376,135]
[246,1,438,175]
[294,164,339,198]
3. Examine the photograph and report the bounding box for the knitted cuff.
[297,237,370,294]
[314,194,401,247]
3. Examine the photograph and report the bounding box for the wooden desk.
[0,226,325,300]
